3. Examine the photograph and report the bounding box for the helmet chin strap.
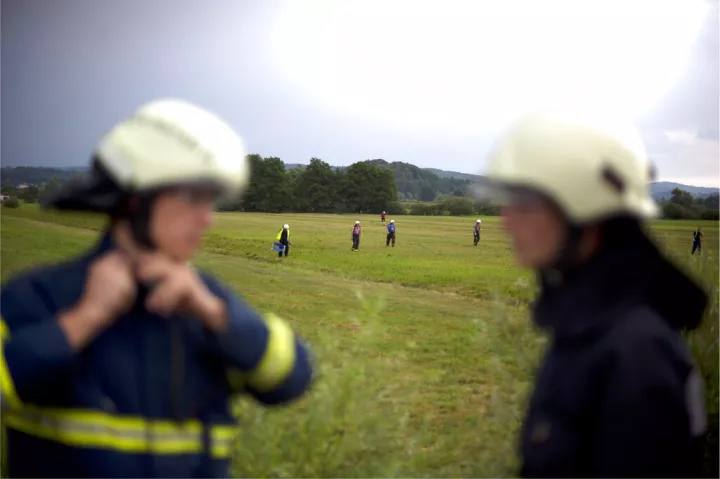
[539,225,585,288]
[125,193,158,251]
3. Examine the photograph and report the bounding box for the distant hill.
[649,182,718,200]
[2,164,716,203]
[424,168,483,181]
[0,166,84,186]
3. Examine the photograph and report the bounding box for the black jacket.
[520,227,708,478]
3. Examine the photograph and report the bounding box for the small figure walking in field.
[691,227,703,255]
[381,211,386,222]
[351,220,361,251]
[473,219,481,246]
[276,223,291,257]
[386,219,396,247]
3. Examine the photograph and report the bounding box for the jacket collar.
[533,232,707,341]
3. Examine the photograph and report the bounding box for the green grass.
[1,205,718,477]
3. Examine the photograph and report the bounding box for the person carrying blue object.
[385,219,396,247]
[0,99,314,478]
[276,224,291,258]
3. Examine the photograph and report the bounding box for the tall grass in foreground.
[229,289,545,478]
[231,295,433,478]
[231,253,718,478]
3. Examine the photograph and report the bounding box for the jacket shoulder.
[197,270,244,299]
[1,258,88,326]
[2,258,84,293]
[602,305,695,377]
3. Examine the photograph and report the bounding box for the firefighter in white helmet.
[276,223,291,258]
[0,99,314,478]
[473,219,482,246]
[480,108,708,477]
[351,220,362,251]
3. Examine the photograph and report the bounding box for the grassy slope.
[1,206,717,477]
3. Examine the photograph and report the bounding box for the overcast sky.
[2,0,718,186]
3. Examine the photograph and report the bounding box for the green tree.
[1,185,17,197]
[241,154,265,211]
[19,185,40,204]
[242,155,294,212]
[41,177,61,201]
[2,197,20,208]
[662,202,685,219]
[259,157,294,212]
[440,196,475,215]
[344,162,396,213]
[670,188,693,207]
[704,193,719,210]
[294,158,338,213]
[418,183,436,202]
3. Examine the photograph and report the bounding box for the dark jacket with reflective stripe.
[0,232,313,478]
[520,226,708,478]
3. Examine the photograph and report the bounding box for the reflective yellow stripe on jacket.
[0,318,22,410]
[4,406,236,458]
[227,312,296,392]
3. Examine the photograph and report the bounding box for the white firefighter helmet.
[355,220,360,224]
[482,108,658,224]
[97,98,249,195]
[44,98,250,213]
[390,219,395,223]
[283,224,289,229]
[476,219,481,223]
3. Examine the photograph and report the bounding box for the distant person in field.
[0,99,314,478]
[692,227,703,255]
[351,220,362,251]
[276,223,291,257]
[381,211,386,222]
[386,219,396,247]
[480,108,708,478]
[473,219,481,246]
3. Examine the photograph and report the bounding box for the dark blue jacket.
[0,232,313,478]
[520,226,708,478]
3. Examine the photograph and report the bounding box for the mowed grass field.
[1,205,718,477]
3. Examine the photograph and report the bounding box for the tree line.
[661,188,719,220]
[2,162,718,220]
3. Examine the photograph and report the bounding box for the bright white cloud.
[652,138,720,186]
[664,129,699,146]
[270,0,708,136]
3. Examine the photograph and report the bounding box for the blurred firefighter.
[480,107,708,478]
[0,99,314,478]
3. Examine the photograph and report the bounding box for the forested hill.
[1,161,717,202]
[277,159,474,200]
[1,160,476,202]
